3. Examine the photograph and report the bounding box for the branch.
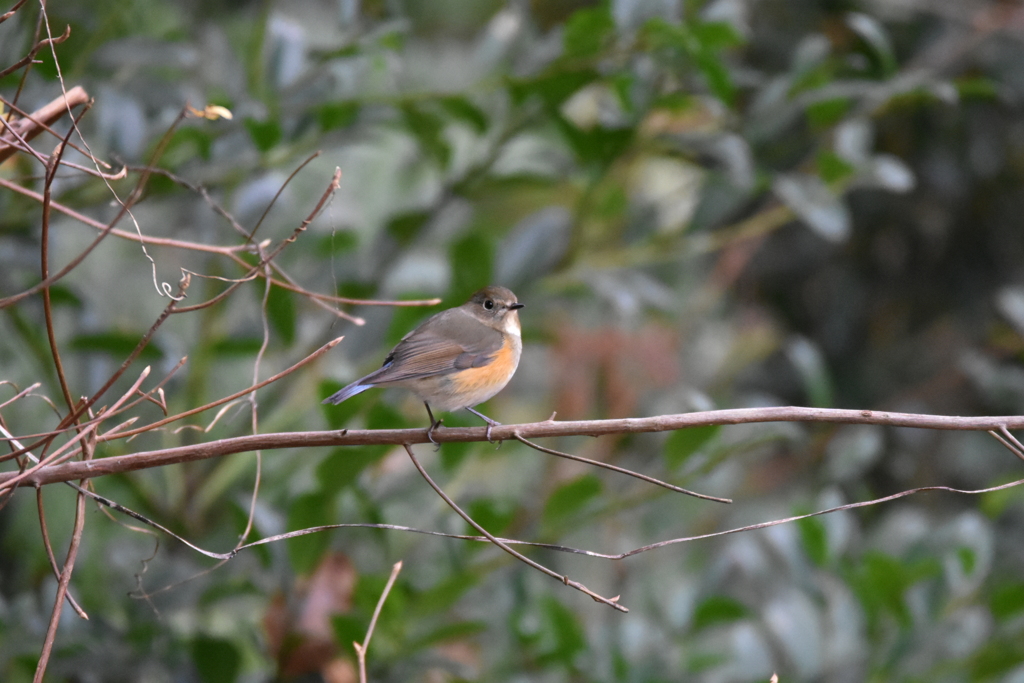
[5,406,1024,488]
[353,560,402,683]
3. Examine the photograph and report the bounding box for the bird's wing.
[360,308,504,385]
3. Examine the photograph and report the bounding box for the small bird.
[323,286,524,443]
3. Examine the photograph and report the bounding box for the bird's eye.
[484,299,494,310]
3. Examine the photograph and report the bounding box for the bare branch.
[6,406,1024,489]
[513,433,730,503]
[33,438,90,683]
[0,24,69,82]
[403,443,627,612]
[353,560,403,683]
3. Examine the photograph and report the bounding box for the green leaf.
[955,76,998,100]
[436,408,476,469]
[366,400,408,430]
[320,380,368,429]
[209,336,264,356]
[413,572,480,614]
[317,446,387,493]
[191,636,240,683]
[386,210,431,245]
[970,639,1024,680]
[266,284,296,345]
[563,5,614,61]
[691,595,748,631]
[165,127,214,162]
[70,332,163,359]
[691,21,744,50]
[806,97,852,127]
[957,546,976,574]
[543,475,602,525]
[315,230,359,255]
[664,425,720,469]
[846,12,896,76]
[286,491,336,574]
[46,284,83,308]
[816,150,857,184]
[331,614,368,652]
[686,652,730,673]
[796,512,828,566]
[447,232,493,304]
[852,552,940,627]
[509,69,599,110]
[438,96,488,133]
[644,18,689,52]
[553,114,633,169]
[317,101,360,131]
[694,50,735,105]
[410,620,487,649]
[353,573,406,626]
[991,583,1024,621]
[243,117,282,152]
[317,404,404,491]
[536,597,587,665]
[465,498,516,536]
[401,104,451,167]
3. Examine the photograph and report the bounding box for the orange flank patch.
[451,339,518,395]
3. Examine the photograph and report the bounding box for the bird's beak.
[509,302,524,310]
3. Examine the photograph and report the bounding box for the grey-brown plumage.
[322,287,524,414]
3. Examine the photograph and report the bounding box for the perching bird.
[322,286,523,442]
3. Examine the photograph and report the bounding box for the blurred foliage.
[4,0,1024,681]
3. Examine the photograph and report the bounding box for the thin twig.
[403,443,627,612]
[0,24,69,82]
[35,486,88,619]
[170,167,342,314]
[33,437,90,683]
[353,560,403,683]
[513,433,730,503]
[106,336,342,442]
[0,102,185,309]
[990,425,1024,463]
[0,0,30,25]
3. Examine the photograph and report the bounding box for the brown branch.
[0,175,247,254]
[6,406,1024,489]
[0,23,69,82]
[170,167,342,314]
[109,336,342,442]
[0,0,30,25]
[0,367,152,491]
[33,441,90,683]
[0,103,186,309]
[35,487,88,619]
[0,86,91,164]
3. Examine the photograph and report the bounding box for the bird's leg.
[424,402,443,448]
[467,407,501,444]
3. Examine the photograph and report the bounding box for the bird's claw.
[426,418,443,450]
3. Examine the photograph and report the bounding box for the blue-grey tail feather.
[322,381,372,405]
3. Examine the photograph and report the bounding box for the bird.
[323,286,524,443]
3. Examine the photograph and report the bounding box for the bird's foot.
[467,407,502,446]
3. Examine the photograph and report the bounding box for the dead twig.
[403,443,627,612]
[512,432,730,503]
[353,561,403,683]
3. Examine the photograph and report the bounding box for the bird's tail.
[321,380,373,405]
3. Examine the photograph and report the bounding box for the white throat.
[503,312,521,336]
